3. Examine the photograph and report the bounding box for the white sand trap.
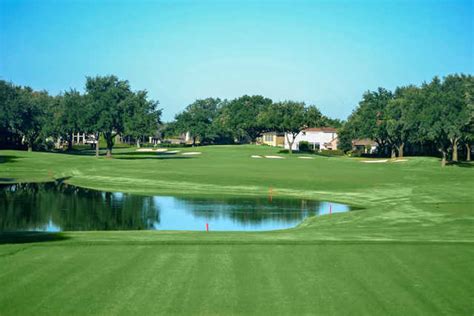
[251,155,263,158]
[298,156,314,159]
[155,148,168,152]
[163,150,180,154]
[393,159,408,163]
[264,155,285,159]
[361,159,388,163]
[182,152,202,155]
[136,148,154,152]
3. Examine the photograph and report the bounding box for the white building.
[284,127,338,151]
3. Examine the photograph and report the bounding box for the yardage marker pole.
[329,204,332,215]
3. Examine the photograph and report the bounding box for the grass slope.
[0,146,473,315]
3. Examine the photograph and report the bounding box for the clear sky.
[1,0,473,121]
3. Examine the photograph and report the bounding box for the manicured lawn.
[1,146,473,315]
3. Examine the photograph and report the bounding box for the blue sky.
[1,0,472,121]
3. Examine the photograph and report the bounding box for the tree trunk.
[466,143,471,161]
[441,149,447,167]
[285,133,294,154]
[27,144,33,152]
[451,138,459,162]
[192,136,196,147]
[136,139,141,148]
[95,132,100,158]
[104,132,114,158]
[391,147,396,159]
[398,143,404,158]
[67,134,73,151]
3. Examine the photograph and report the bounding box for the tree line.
[166,96,341,153]
[0,75,161,157]
[1,73,472,165]
[338,74,473,166]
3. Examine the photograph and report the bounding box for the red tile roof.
[303,127,338,133]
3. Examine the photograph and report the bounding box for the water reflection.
[0,182,350,232]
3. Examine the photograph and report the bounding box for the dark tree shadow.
[0,178,16,182]
[0,232,69,244]
[0,155,22,164]
[451,161,473,168]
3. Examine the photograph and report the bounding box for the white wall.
[284,131,337,151]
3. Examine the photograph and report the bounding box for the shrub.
[347,149,363,157]
[319,149,344,156]
[298,141,313,153]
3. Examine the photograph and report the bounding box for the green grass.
[1,146,473,315]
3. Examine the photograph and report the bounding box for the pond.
[0,182,350,232]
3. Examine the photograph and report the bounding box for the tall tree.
[348,88,394,156]
[9,87,50,152]
[218,95,272,143]
[52,90,87,150]
[440,74,472,162]
[259,101,306,154]
[85,75,133,157]
[123,90,162,148]
[385,86,420,158]
[174,98,221,146]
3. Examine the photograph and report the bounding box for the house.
[284,127,338,151]
[257,132,285,147]
[352,139,377,153]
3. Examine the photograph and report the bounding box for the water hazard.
[0,182,350,232]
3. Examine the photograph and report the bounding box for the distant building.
[284,127,338,151]
[352,139,377,153]
[257,132,285,147]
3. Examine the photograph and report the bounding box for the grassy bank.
[1,146,473,315]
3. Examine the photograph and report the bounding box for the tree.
[123,90,162,148]
[51,90,87,150]
[441,74,472,162]
[259,101,306,154]
[0,81,21,147]
[462,76,474,161]
[9,87,50,152]
[305,105,325,127]
[385,86,420,158]
[85,75,134,157]
[348,88,394,156]
[174,98,221,146]
[217,95,272,143]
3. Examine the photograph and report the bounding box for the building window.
[265,134,274,142]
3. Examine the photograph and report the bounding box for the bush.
[298,141,313,153]
[319,149,344,156]
[157,142,189,148]
[347,149,363,157]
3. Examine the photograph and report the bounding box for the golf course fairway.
[1,145,473,315]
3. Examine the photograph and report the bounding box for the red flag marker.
[206,223,209,232]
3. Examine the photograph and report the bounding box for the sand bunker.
[251,155,263,158]
[298,156,314,159]
[264,155,285,159]
[361,159,388,163]
[155,148,168,152]
[136,148,155,152]
[393,159,408,163]
[182,152,202,155]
